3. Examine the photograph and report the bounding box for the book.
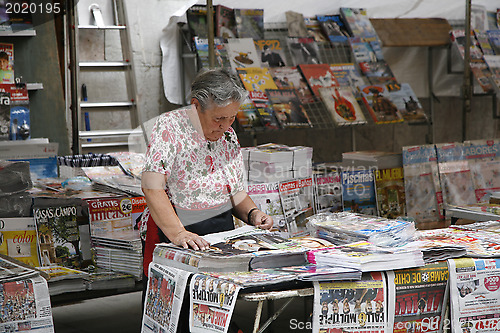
[287,37,322,66]
[0,83,30,140]
[193,36,230,69]
[186,5,208,38]
[329,63,367,96]
[265,88,313,128]
[0,217,40,267]
[360,85,404,124]
[318,86,367,126]
[0,90,9,140]
[225,38,261,71]
[316,14,349,43]
[387,83,428,124]
[374,167,406,219]
[285,11,308,37]
[0,43,14,84]
[341,168,378,216]
[298,63,338,97]
[234,8,264,39]
[268,66,315,103]
[33,205,82,269]
[340,7,378,41]
[254,39,288,67]
[304,17,328,42]
[215,5,237,39]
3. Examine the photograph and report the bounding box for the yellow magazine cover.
[237,67,278,93]
[0,217,40,267]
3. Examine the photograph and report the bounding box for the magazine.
[278,177,315,237]
[340,7,378,41]
[448,258,500,333]
[0,217,40,268]
[234,8,264,40]
[387,261,449,333]
[341,168,377,216]
[0,90,9,140]
[141,263,190,333]
[225,38,261,71]
[329,63,367,96]
[374,167,406,219]
[194,37,230,69]
[319,86,367,126]
[360,84,404,124]
[285,11,308,37]
[313,272,387,333]
[314,172,343,213]
[286,37,322,66]
[33,205,82,269]
[268,66,315,103]
[86,197,134,237]
[0,43,14,84]
[298,63,338,97]
[186,5,208,38]
[387,83,428,124]
[304,17,328,42]
[236,100,263,132]
[237,66,278,92]
[246,182,286,229]
[189,274,240,333]
[265,89,313,128]
[316,14,349,43]
[254,39,287,67]
[0,253,39,282]
[215,5,237,39]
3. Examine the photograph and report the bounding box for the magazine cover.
[266,88,313,128]
[464,139,500,203]
[447,258,500,333]
[255,104,281,130]
[403,145,444,223]
[194,37,230,69]
[314,172,343,213]
[304,17,328,42]
[186,5,208,38]
[236,100,263,132]
[237,66,278,92]
[287,37,322,66]
[0,83,30,140]
[341,168,377,216]
[254,39,287,67]
[33,205,81,269]
[387,83,428,124]
[279,177,315,237]
[189,274,241,333]
[318,86,367,126]
[234,8,264,40]
[435,142,477,207]
[247,182,286,229]
[285,10,308,37]
[0,43,13,84]
[374,167,406,219]
[225,38,261,71]
[86,197,134,237]
[486,30,500,55]
[330,63,367,96]
[316,14,349,43]
[340,7,379,41]
[215,5,237,39]
[298,63,339,97]
[470,60,495,94]
[0,217,40,267]
[387,261,449,333]
[360,85,404,124]
[313,272,387,333]
[483,54,500,92]
[0,90,9,140]
[142,263,190,333]
[359,60,399,88]
[269,66,315,103]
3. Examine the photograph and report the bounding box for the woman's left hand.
[250,210,273,230]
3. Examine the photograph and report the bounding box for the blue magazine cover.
[341,168,377,215]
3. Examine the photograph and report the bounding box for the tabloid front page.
[0,275,55,333]
[448,258,500,333]
[189,274,241,333]
[387,261,449,333]
[313,272,387,333]
[141,263,191,333]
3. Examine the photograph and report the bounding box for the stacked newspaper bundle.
[37,265,88,296]
[0,160,33,217]
[307,241,424,272]
[242,143,313,183]
[153,225,308,272]
[307,212,416,247]
[273,264,362,281]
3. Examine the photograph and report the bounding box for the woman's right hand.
[169,229,210,251]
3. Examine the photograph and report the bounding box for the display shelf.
[0,29,36,37]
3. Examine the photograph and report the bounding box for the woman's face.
[194,99,239,141]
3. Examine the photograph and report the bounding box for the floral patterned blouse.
[139,105,244,239]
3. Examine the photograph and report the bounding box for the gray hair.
[190,68,248,111]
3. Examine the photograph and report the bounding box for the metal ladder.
[68,0,143,154]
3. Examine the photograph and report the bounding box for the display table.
[446,206,500,225]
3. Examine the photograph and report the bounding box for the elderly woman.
[140,68,273,278]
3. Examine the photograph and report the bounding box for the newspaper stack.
[307,212,416,247]
[37,265,88,296]
[242,143,313,183]
[307,241,425,272]
[0,160,32,217]
[82,165,143,197]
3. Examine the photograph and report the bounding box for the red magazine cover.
[298,64,339,97]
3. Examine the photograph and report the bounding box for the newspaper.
[278,177,315,237]
[0,275,55,333]
[448,258,500,333]
[246,182,286,229]
[141,262,191,333]
[189,274,241,333]
[313,272,387,333]
[387,261,449,333]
